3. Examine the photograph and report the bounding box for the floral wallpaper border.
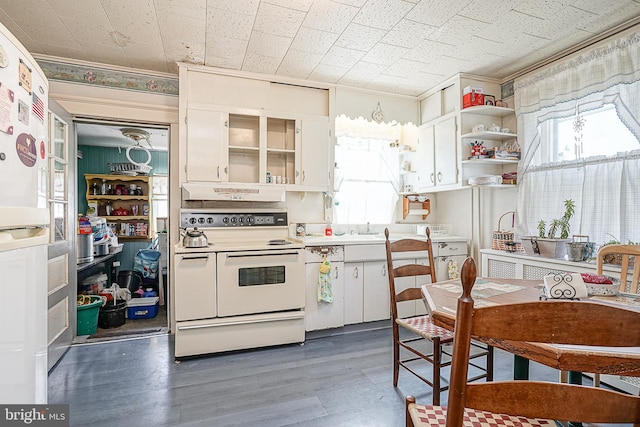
[36,59,178,96]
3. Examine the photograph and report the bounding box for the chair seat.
[397,315,455,342]
[408,403,556,427]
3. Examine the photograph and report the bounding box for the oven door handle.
[225,252,300,258]
[180,255,210,260]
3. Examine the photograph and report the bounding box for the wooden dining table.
[421,277,640,382]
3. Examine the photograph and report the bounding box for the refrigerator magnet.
[0,44,8,68]
[15,132,36,167]
[18,58,32,94]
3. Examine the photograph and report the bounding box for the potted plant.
[522,199,575,258]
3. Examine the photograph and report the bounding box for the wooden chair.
[596,243,640,294]
[384,228,493,406]
[406,257,640,427]
[589,243,640,388]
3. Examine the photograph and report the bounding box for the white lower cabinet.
[344,262,364,325]
[344,260,389,324]
[304,246,345,331]
[363,261,390,322]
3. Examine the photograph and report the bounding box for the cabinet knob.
[353,267,359,279]
[381,264,387,276]
[430,173,435,183]
[334,266,339,279]
[437,171,442,182]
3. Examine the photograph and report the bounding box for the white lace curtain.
[513,29,640,244]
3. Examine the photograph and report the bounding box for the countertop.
[301,233,468,246]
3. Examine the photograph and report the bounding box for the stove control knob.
[230,217,237,224]
[238,217,244,224]
[222,217,229,224]
[247,216,254,224]
[206,217,214,224]
[198,217,205,224]
[188,217,197,224]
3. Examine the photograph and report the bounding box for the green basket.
[77,296,104,336]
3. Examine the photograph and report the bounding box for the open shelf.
[460,105,515,117]
[462,158,519,165]
[461,131,517,140]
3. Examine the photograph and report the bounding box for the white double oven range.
[174,209,305,358]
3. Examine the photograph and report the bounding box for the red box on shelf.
[463,86,484,108]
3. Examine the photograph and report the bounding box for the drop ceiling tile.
[8,11,78,50]
[383,58,433,78]
[0,8,43,52]
[381,19,437,48]
[277,49,323,78]
[254,2,306,38]
[428,15,489,46]
[77,41,128,66]
[207,0,259,15]
[361,43,409,66]
[403,39,458,63]
[247,31,292,58]
[303,1,359,34]
[333,0,367,7]
[101,0,163,43]
[243,52,281,74]
[263,0,314,12]
[335,23,386,51]
[290,27,340,55]
[163,41,206,64]
[406,0,472,27]
[208,8,255,41]
[59,16,116,46]
[308,63,349,83]
[352,0,415,31]
[205,36,247,68]
[339,61,387,83]
[457,0,520,23]
[152,0,207,19]
[321,46,366,68]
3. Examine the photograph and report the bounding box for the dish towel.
[448,259,460,279]
[317,255,333,303]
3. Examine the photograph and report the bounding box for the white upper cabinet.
[186,107,228,182]
[299,117,330,189]
[180,64,330,192]
[416,116,458,191]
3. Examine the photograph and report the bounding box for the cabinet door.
[186,108,228,182]
[299,117,330,188]
[344,262,364,325]
[416,124,435,191]
[363,261,390,322]
[304,261,344,331]
[174,253,217,321]
[434,116,457,186]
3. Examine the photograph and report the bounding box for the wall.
[77,145,168,271]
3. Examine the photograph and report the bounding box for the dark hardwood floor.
[48,324,573,427]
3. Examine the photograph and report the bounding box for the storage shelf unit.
[85,173,153,240]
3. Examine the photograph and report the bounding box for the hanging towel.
[448,259,460,279]
[317,255,333,303]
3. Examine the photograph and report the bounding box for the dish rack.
[108,162,152,175]
[417,224,451,236]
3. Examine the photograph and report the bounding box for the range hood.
[181,182,285,202]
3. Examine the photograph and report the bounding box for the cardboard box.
[463,85,484,108]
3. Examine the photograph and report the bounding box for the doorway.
[74,119,170,343]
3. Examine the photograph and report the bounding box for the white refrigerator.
[0,21,50,404]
